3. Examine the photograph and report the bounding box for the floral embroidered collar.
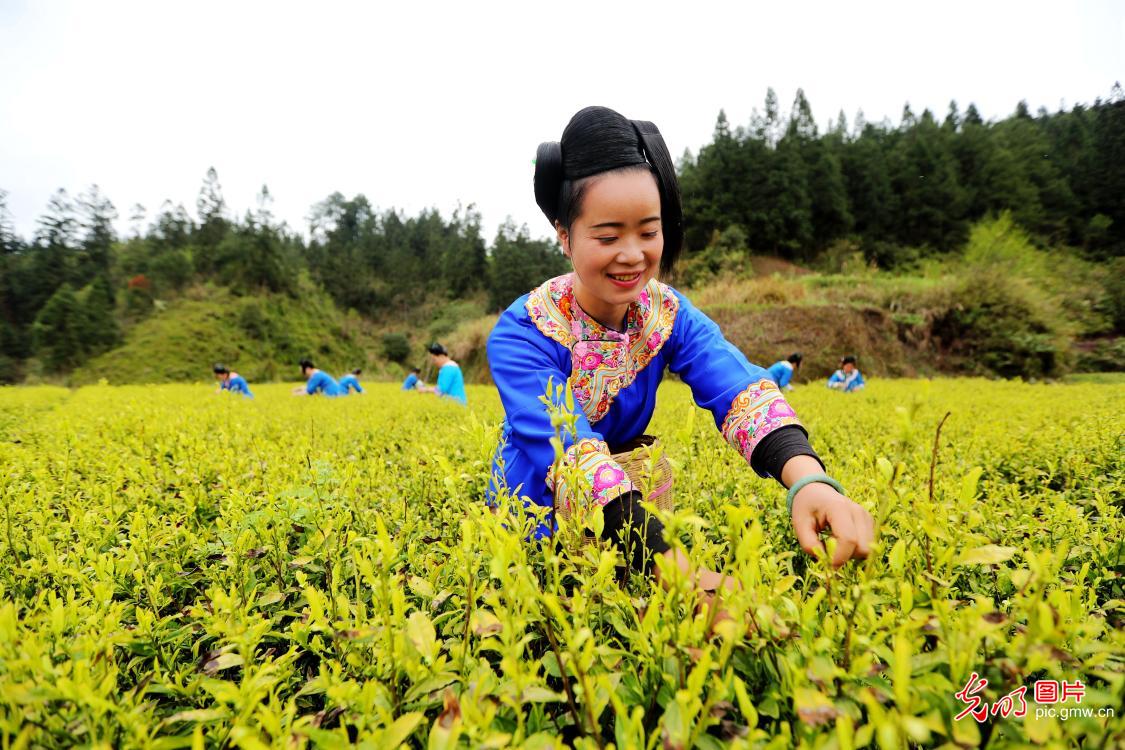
[524,273,679,424]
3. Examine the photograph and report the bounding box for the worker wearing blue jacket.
[827,355,866,393]
[766,352,802,391]
[213,363,253,398]
[338,368,364,394]
[421,343,466,405]
[293,359,342,397]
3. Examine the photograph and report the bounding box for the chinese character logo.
[955,672,990,723]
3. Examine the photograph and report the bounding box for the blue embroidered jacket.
[486,273,802,538]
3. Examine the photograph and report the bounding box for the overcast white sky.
[1,0,1121,244]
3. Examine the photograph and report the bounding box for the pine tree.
[306,193,381,312]
[128,203,147,239]
[0,191,29,362]
[952,111,1012,220]
[992,115,1076,240]
[681,110,752,251]
[488,220,568,310]
[840,124,895,245]
[441,203,488,297]
[77,184,117,280]
[739,137,780,254]
[889,110,968,250]
[195,167,229,272]
[713,109,732,141]
[28,190,78,318]
[768,139,814,257]
[153,201,193,250]
[787,89,818,140]
[1083,91,1125,255]
[32,284,87,371]
[763,88,783,148]
[217,208,295,295]
[944,100,961,132]
[787,90,852,250]
[36,189,77,249]
[852,109,868,139]
[900,104,917,130]
[0,190,19,255]
[82,275,120,354]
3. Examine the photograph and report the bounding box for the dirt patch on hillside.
[706,304,939,379]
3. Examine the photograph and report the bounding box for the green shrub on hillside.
[677,224,752,287]
[381,332,411,364]
[427,298,487,340]
[1103,257,1125,333]
[906,215,1116,379]
[70,284,375,385]
[962,214,1109,336]
[932,274,1071,378]
[1076,338,1125,372]
[238,299,275,341]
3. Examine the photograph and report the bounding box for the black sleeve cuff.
[600,490,671,573]
[749,425,824,484]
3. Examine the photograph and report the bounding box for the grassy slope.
[60,272,984,387]
[68,243,1118,386]
[71,284,381,386]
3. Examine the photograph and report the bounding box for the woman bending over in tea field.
[486,106,874,594]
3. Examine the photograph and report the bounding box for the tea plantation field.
[0,380,1121,748]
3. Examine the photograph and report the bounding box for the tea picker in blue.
[293,359,342,397]
[213,363,253,398]
[766,352,802,391]
[338,368,365,394]
[422,343,466,405]
[827,355,866,393]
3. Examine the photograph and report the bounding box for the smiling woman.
[558,168,664,327]
[486,106,875,605]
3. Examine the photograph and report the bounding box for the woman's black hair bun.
[536,106,685,274]
[534,141,563,226]
[630,119,676,185]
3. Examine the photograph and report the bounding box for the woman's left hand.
[790,483,874,567]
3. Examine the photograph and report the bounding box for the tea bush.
[0,380,1121,748]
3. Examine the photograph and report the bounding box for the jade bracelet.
[786,473,846,515]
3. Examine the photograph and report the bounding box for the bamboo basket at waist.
[554,435,674,529]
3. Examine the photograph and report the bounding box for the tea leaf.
[957,544,1018,566]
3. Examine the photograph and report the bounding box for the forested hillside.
[2,87,1121,384]
[679,87,1124,262]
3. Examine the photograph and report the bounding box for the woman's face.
[558,168,662,329]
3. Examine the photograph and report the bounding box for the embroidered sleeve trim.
[547,437,636,512]
[720,379,803,464]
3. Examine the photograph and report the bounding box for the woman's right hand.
[790,482,874,567]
